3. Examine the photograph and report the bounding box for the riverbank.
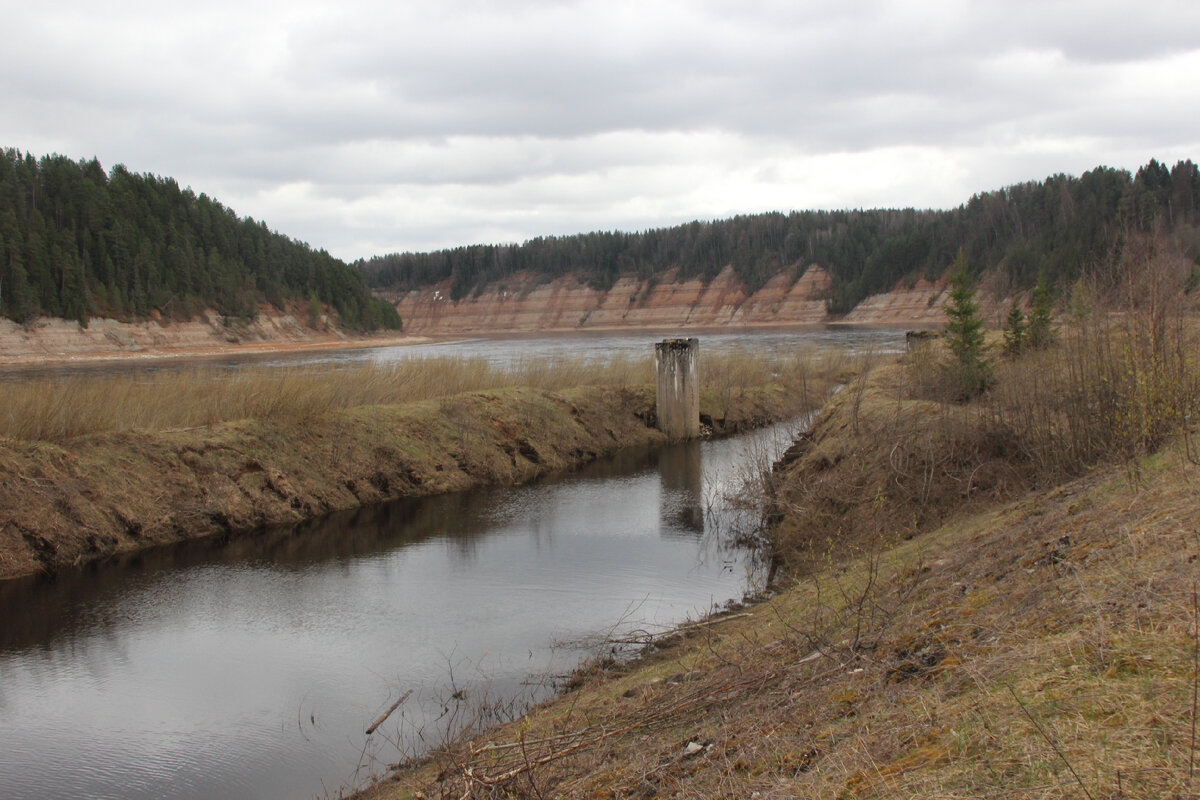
[365,438,1198,800]
[0,313,428,367]
[0,376,822,581]
[364,333,1200,799]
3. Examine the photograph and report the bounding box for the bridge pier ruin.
[655,337,700,440]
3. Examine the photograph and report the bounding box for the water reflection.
[0,422,794,800]
[658,440,704,535]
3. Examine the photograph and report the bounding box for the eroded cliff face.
[0,309,412,365]
[386,265,964,335]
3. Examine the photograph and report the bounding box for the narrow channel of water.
[0,422,800,800]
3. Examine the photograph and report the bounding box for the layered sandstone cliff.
[386,265,964,335]
[0,310,413,365]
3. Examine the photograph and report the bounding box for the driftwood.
[366,689,413,735]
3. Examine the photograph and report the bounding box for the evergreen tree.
[1026,277,1054,349]
[942,249,993,399]
[1001,298,1027,357]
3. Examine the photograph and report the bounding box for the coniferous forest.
[4,147,1197,330]
[0,149,401,330]
[358,159,1200,311]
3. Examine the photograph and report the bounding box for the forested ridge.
[359,159,1200,311]
[0,148,401,330]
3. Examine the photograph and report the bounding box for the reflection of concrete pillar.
[659,440,704,535]
[655,338,699,440]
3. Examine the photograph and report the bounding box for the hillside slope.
[367,436,1198,800]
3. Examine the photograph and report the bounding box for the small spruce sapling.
[942,249,993,399]
[1002,298,1027,357]
[1026,277,1054,349]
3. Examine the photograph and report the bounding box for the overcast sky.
[4,0,1199,262]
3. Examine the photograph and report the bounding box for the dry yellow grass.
[0,344,856,579]
[0,347,847,443]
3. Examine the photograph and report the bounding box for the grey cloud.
[2,0,1198,259]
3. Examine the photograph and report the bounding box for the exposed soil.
[0,312,427,367]
[384,266,1012,336]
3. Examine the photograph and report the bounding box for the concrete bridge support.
[655,338,700,440]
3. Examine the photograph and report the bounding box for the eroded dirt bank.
[384,265,1009,335]
[0,312,422,366]
[0,383,799,581]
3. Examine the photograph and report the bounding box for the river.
[0,419,803,800]
[0,325,903,379]
[0,328,904,799]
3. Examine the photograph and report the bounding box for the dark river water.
[0,420,802,800]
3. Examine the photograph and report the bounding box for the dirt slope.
[0,310,417,366]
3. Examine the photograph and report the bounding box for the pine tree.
[942,249,993,399]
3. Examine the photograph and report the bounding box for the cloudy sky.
[4,0,1199,262]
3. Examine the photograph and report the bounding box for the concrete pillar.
[655,337,700,440]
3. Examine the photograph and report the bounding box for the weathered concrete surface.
[655,338,700,440]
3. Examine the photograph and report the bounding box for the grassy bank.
[367,311,1200,799]
[0,349,852,581]
[369,431,1198,800]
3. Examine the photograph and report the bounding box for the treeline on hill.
[358,159,1200,311]
[0,149,401,330]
